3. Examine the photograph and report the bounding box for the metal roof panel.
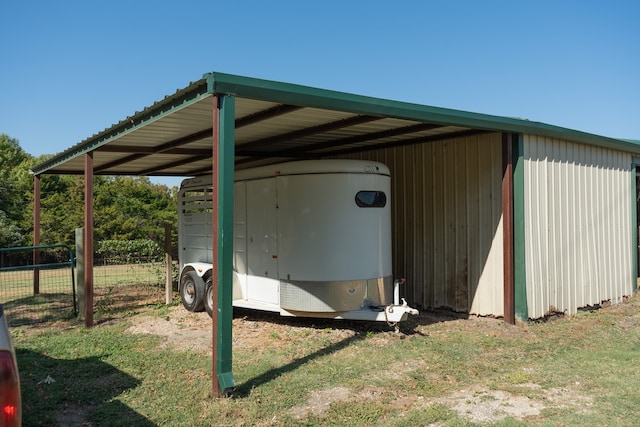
[30,71,640,177]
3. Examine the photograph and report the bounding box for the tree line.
[0,133,178,249]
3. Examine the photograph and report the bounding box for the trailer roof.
[30,71,640,177]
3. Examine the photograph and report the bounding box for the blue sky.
[1,0,638,182]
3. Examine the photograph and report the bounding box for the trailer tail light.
[0,350,21,426]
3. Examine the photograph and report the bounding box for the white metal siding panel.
[523,135,634,319]
[340,133,504,315]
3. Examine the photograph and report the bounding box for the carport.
[30,71,639,396]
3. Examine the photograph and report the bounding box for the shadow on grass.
[232,305,460,338]
[16,349,155,427]
[230,307,463,397]
[3,293,76,327]
[233,330,368,398]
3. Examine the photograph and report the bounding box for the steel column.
[84,152,94,327]
[33,175,41,294]
[212,94,236,397]
[512,134,528,321]
[633,161,640,290]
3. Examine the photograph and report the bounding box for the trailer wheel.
[204,277,213,318]
[179,271,205,312]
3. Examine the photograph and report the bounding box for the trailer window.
[355,191,386,208]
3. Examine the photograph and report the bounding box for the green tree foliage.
[96,239,164,264]
[0,211,23,247]
[0,134,178,248]
[0,134,31,246]
[94,176,177,243]
[39,174,86,245]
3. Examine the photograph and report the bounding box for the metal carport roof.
[29,71,640,397]
[30,71,640,177]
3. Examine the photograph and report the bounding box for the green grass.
[12,295,640,426]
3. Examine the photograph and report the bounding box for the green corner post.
[216,93,236,394]
[631,158,639,292]
[512,133,528,321]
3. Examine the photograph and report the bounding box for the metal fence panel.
[0,245,77,326]
[92,256,171,314]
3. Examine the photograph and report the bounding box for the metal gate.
[0,245,77,326]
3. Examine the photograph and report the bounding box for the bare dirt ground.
[125,305,594,424]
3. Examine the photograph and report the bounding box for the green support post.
[215,94,236,394]
[512,133,528,321]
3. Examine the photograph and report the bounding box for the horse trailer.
[177,159,417,326]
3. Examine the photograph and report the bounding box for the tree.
[0,133,179,249]
[94,176,177,243]
[39,174,86,246]
[0,210,24,248]
[0,134,31,246]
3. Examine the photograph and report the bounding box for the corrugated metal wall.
[341,132,505,315]
[523,135,634,318]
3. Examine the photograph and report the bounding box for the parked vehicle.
[0,305,21,426]
[177,159,417,326]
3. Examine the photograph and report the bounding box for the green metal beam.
[512,134,528,321]
[215,94,236,395]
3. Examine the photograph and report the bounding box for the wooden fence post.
[75,227,85,319]
[165,223,172,305]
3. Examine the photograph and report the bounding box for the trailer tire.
[204,277,213,318]
[180,271,205,312]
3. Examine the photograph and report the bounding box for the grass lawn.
[11,293,640,426]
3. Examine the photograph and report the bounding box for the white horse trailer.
[177,159,417,326]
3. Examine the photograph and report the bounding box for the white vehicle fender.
[180,262,213,280]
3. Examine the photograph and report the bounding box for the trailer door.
[245,178,279,305]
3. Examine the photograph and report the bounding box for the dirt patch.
[434,387,546,422]
[126,306,213,352]
[435,383,593,423]
[290,386,351,419]
[288,383,593,424]
[125,306,361,353]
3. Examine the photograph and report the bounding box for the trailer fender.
[180,263,244,309]
[180,262,212,279]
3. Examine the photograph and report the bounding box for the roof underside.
[31,72,640,177]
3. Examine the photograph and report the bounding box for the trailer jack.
[385,298,419,333]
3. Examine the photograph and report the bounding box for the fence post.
[75,228,85,319]
[33,174,41,295]
[165,223,172,305]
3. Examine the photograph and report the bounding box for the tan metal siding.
[523,135,634,318]
[340,133,504,315]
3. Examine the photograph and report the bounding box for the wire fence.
[0,245,177,326]
[92,256,175,315]
[0,245,77,326]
